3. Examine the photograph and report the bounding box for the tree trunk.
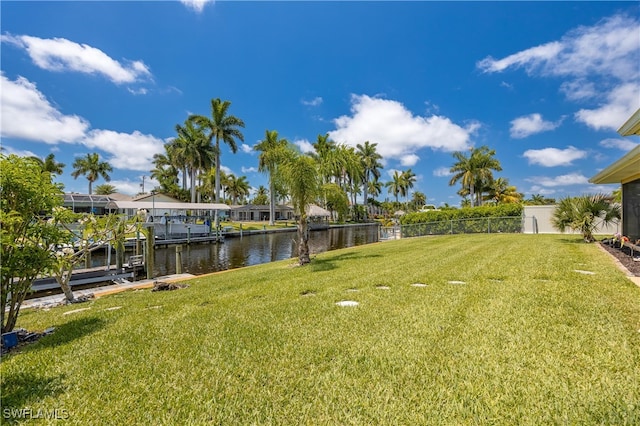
[297,215,310,265]
[269,176,276,226]
[57,271,75,302]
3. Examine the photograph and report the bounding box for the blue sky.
[1,1,639,206]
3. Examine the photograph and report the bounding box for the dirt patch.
[599,242,640,277]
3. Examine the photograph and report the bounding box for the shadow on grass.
[0,371,67,413]
[310,252,382,272]
[23,316,106,353]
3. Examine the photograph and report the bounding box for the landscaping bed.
[599,240,640,276]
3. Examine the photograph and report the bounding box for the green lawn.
[2,234,639,425]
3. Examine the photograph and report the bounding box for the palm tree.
[386,171,403,203]
[225,174,250,205]
[278,150,320,265]
[189,98,245,225]
[95,184,117,195]
[411,191,427,211]
[255,130,289,225]
[253,185,269,205]
[449,146,502,206]
[28,153,65,176]
[311,133,338,186]
[356,141,382,221]
[485,177,523,204]
[552,194,620,242]
[71,153,113,194]
[174,120,216,203]
[401,169,417,202]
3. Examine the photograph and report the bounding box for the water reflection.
[93,225,379,276]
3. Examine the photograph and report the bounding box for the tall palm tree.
[189,98,245,225]
[386,171,403,203]
[278,150,320,265]
[255,130,289,225]
[449,146,502,206]
[356,141,382,221]
[311,133,338,186]
[174,120,216,203]
[401,169,417,202]
[71,153,113,194]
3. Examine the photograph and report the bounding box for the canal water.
[94,224,380,277]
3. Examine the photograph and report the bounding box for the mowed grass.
[2,234,639,425]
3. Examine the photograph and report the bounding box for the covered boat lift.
[106,200,231,239]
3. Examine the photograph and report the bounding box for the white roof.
[106,201,230,211]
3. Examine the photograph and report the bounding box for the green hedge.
[399,204,524,237]
[400,204,523,225]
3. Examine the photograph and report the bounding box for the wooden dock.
[31,264,143,292]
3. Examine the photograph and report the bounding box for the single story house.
[589,108,640,241]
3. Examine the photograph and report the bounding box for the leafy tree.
[552,194,621,242]
[190,98,245,225]
[49,211,135,302]
[322,183,349,223]
[71,152,113,194]
[95,184,118,195]
[278,149,320,265]
[255,130,289,225]
[1,155,65,332]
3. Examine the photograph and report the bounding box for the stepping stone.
[376,286,391,290]
[63,308,91,316]
[144,305,163,310]
[345,288,359,292]
[411,283,428,287]
[336,300,359,307]
[448,281,466,285]
[105,306,122,311]
[574,270,595,275]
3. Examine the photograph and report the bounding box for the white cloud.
[478,14,640,132]
[241,143,254,154]
[301,97,323,107]
[575,83,640,131]
[294,138,314,154]
[127,87,149,95]
[2,34,152,84]
[2,146,38,158]
[328,94,475,163]
[180,0,213,13]
[400,154,420,167]
[528,185,557,196]
[477,14,639,80]
[510,113,562,138]
[599,138,638,151]
[523,146,587,167]
[0,73,89,143]
[433,167,452,177]
[82,130,165,171]
[110,178,158,196]
[527,173,589,187]
[241,166,258,174]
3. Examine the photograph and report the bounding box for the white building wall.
[523,205,620,235]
